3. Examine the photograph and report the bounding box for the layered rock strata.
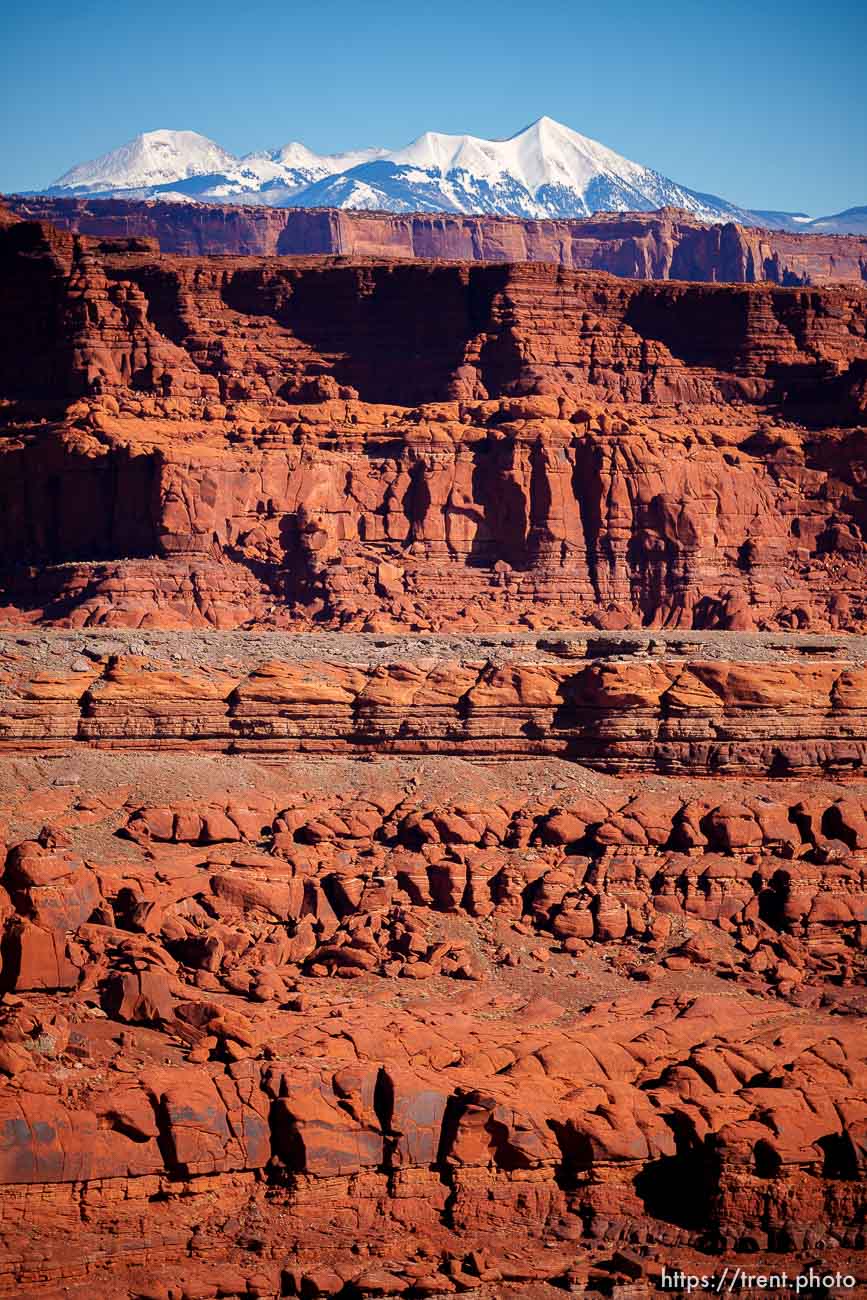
[7,197,867,286]
[1,204,867,1297]
[1,213,866,635]
[4,639,867,776]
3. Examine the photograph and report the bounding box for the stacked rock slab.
[0,208,865,1298]
[3,638,867,776]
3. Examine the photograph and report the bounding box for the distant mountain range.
[28,118,866,235]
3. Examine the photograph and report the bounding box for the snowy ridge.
[36,118,865,233]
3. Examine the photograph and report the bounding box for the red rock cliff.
[7,196,867,285]
[2,206,867,1299]
[1,217,866,634]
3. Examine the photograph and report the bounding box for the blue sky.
[1,0,865,215]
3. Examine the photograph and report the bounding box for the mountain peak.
[139,127,200,143]
[511,116,604,150]
[51,129,237,193]
[38,119,861,233]
[256,140,323,167]
[513,114,564,136]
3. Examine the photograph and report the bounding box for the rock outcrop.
[1,207,866,1298]
[0,720,864,1296]
[1,215,866,636]
[6,197,867,286]
[4,639,867,777]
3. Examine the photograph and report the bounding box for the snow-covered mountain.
[47,128,388,205]
[293,118,759,223]
[41,118,753,220]
[36,119,864,232]
[52,129,239,195]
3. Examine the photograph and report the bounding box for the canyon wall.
[1,213,867,636]
[7,196,867,285]
[1,207,867,1298]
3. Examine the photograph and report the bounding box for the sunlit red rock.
[0,204,865,1297]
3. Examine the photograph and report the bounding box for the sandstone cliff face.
[2,209,867,1298]
[1,217,866,636]
[7,197,867,286]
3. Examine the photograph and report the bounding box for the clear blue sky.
[1,0,865,215]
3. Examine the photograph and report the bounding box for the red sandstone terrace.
[0,202,865,1299]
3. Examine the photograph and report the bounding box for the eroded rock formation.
[0,644,865,1296]
[4,638,867,777]
[0,207,866,1297]
[1,213,866,636]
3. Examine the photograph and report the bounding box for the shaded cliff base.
[4,394,867,637]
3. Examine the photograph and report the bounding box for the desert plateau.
[0,54,866,1297]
